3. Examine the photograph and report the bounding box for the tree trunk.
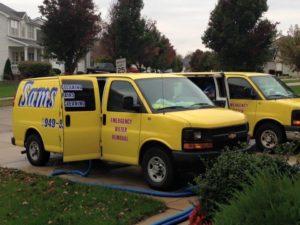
[65,60,77,75]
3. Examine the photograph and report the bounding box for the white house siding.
[49,58,65,73]
[49,51,91,74]
[0,14,9,80]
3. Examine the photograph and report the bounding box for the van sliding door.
[61,77,101,162]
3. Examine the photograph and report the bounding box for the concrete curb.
[0,97,14,100]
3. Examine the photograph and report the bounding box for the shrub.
[193,151,298,218]
[52,68,61,75]
[3,58,14,80]
[18,61,52,78]
[213,169,300,225]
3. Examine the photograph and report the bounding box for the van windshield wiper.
[156,106,185,111]
[268,94,288,99]
[190,103,216,108]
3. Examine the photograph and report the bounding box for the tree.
[202,0,277,71]
[189,49,219,71]
[100,1,178,72]
[3,58,14,80]
[155,35,176,71]
[171,55,183,72]
[277,25,300,73]
[39,0,101,74]
[101,0,145,66]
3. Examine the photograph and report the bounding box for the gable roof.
[0,2,26,19]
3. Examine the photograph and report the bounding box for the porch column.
[41,48,44,61]
[24,46,28,61]
[34,48,38,61]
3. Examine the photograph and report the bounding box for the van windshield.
[251,76,298,99]
[136,77,215,112]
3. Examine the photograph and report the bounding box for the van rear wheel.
[141,147,174,191]
[26,134,50,166]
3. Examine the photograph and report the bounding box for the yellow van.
[12,73,250,190]
[180,72,300,151]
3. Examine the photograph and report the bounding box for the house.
[0,3,91,80]
[263,45,299,77]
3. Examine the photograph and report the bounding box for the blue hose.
[50,160,92,177]
[50,160,196,197]
[69,180,195,197]
[150,206,193,225]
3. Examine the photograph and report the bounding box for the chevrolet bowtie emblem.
[228,133,237,139]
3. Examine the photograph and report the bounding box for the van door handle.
[66,115,71,127]
[103,114,106,125]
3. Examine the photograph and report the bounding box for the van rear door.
[60,77,101,161]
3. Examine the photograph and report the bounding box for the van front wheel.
[255,123,284,151]
[141,147,174,191]
[26,135,50,166]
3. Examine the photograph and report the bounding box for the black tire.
[141,146,174,191]
[255,123,284,152]
[26,134,50,166]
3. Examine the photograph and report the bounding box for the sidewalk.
[0,106,194,225]
[286,82,300,86]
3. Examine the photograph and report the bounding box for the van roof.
[175,72,270,77]
[22,73,183,81]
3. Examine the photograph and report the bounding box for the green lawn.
[0,167,165,225]
[290,86,300,95]
[0,82,19,98]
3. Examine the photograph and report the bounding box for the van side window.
[228,78,257,100]
[189,77,216,100]
[107,81,139,112]
[62,80,95,111]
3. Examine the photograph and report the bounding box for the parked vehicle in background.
[12,73,251,190]
[86,63,116,74]
[179,72,300,151]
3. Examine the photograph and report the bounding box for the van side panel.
[13,79,62,153]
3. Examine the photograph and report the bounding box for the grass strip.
[0,82,19,98]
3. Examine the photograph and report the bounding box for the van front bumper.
[171,143,255,171]
[285,126,300,140]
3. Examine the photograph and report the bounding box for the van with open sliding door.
[12,73,251,190]
[180,72,300,151]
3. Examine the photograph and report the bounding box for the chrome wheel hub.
[148,156,166,183]
[29,141,40,161]
[261,130,278,149]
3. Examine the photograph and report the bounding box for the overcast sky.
[1,0,299,56]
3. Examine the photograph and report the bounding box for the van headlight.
[182,129,213,151]
[193,131,202,139]
[292,110,300,126]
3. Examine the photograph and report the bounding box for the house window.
[12,52,19,64]
[21,25,26,37]
[27,24,34,39]
[28,52,34,61]
[20,52,24,61]
[10,20,19,36]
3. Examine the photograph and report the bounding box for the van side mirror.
[123,96,140,112]
[213,100,226,108]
